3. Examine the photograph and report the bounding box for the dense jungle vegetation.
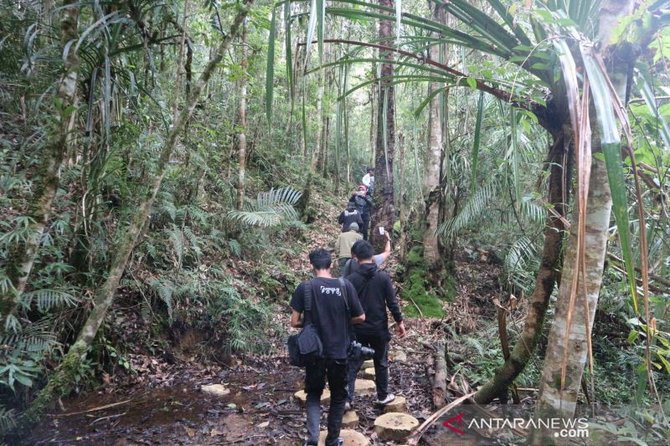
[1,0,670,445]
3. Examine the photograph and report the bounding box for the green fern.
[227,187,302,228]
[0,406,16,436]
[149,278,175,323]
[19,289,78,312]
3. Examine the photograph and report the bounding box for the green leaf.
[466,77,477,89]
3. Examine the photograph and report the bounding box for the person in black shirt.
[290,249,365,446]
[348,186,373,240]
[345,241,405,408]
[337,202,363,233]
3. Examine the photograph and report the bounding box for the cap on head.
[348,222,359,232]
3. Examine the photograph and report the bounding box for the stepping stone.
[382,396,407,413]
[390,350,407,362]
[354,379,376,395]
[201,384,230,397]
[361,368,375,380]
[294,389,331,405]
[373,412,419,442]
[362,360,374,369]
[318,429,370,446]
[342,410,359,428]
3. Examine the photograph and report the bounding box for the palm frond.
[503,236,539,293]
[438,182,499,239]
[227,187,303,228]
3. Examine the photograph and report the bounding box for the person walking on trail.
[337,202,363,233]
[362,168,375,195]
[341,231,392,277]
[345,240,406,410]
[335,222,363,270]
[290,249,365,446]
[349,186,373,240]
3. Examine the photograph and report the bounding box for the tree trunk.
[371,0,396,250]
[1,0,79,319]
[530,155,612,445]
[474,135,568,404]
[530,2,636,443]
[310,70,325,173]
[236,20,248,210]
[422,0,445,269]
[20,1,252,428]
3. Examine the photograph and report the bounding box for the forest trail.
[25,193,503,446]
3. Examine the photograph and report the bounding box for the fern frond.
[183,227,202,260]
[149,279,174,322]
[0,406,16,435]
[19,289,78,312]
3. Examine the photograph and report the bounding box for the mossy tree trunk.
[1,0,79,319]
[20,1,253,429]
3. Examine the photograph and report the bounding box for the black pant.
[305,358,348,446]
[346,334,390,401]
[360,213,370,240]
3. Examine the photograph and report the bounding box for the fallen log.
[432,340,447,409]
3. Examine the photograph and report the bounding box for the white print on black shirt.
[320,286,342,296]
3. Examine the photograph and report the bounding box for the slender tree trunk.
[422,0,445,269]
[310,70,325,173]
[371,0,396,250]
[1,0,79,319]
[474,134,568,404]
[20,1,252,427]
[236,20,248,210]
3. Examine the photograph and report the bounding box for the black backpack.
[287,282,323,367]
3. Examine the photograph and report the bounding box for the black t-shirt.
[290,277,364,360]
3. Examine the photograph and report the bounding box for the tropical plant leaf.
[227,187,303,228]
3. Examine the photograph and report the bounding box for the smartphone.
[379,226,385,235]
